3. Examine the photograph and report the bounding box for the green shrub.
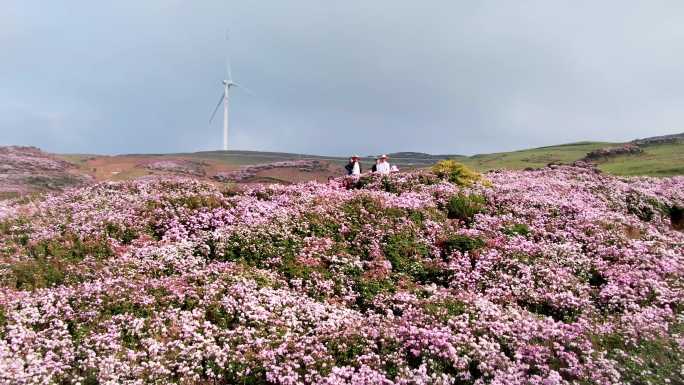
[326,335,367,367]
[352,176,373,189]
[518,299,580,323]
[625,192,662,222]
[354,278,395,310]
[442,235,485,254]
[0,307,7,338]
[502,223,530,237]
[424,299,467,321]
[104,223,137,244]
[216,232,299,267]
[445,193,486,223]
[302,213,340,238]
[278,254,331,281]
[27,234,113,262]
[592,325,684,385]
[383,232,430,275]
[151,194,226,211]
[10,258,67,290]
[205,303,238,329]
[431,160,482,186]
[381,177,399,193]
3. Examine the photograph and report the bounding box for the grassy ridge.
[456,141,684,177]
[597,143,684,176]
[56,139,684,178]
[459,142,611,171]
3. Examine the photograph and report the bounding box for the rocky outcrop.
[142,159,207,176]
[213,159,328,183]
[0,146,91,198]
[583,144,642,161]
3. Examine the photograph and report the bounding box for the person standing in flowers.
[375,154,391,174]
[345,155,362,176]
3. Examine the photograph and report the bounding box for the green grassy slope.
[455,140,683,177]
[458,142,612,171]
[597,143,684,177]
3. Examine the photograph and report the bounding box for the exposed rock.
[0,146,91,197]
[142,159,207,176]
[213,159,328,183]
[571,160,601,172]
[584,144,642,161]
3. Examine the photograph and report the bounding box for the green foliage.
[445,193,486,223]
[442,235,485,254]
[383,232,430,275]
[205,303,237,329]
[381,177,399,193]
[431,160,482,186]
[354,278,395,310]
[121,328,142,349]
[302,212,340,238]
[0,307,6,338]
[101,298,152,318]
[519,300,580,323]
[424,299,467,322]
[625,191,662,222]
[104,222,137,244]
[592,324,684,385]
[352,175,373,189]
[216,232,300,267]
[10,258,66,290]
[7,234,114,289]
[67,319,90,345]
[278,254,332,282]
[381,231,451,286]
[502,223,531,237]
[82,371,100,385]
[326,335,367,367]
[27,234,113,262]
[148,194,226,211]
[412,263,452,286]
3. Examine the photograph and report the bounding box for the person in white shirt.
[375,154,391,174]
[345,155,362,176]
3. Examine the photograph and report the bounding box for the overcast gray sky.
[1,1,683,156]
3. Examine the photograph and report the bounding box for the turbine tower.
[210,32,250,151]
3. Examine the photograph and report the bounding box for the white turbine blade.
[232,82,254,96]
[226,53,233,82]
[209,93,224,124]
[225,29,233,81]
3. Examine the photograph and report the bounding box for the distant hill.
[0,146,91,199]
[632,132,684,146]
[457,133,683,176]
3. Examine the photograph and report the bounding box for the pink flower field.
[0,165,682,384]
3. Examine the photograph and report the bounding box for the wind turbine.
[209,32,251,151]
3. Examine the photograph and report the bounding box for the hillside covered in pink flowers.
[0,165,682,384]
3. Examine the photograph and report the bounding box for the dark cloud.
[1,0,683,155]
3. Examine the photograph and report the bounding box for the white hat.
[379,154,388,159]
